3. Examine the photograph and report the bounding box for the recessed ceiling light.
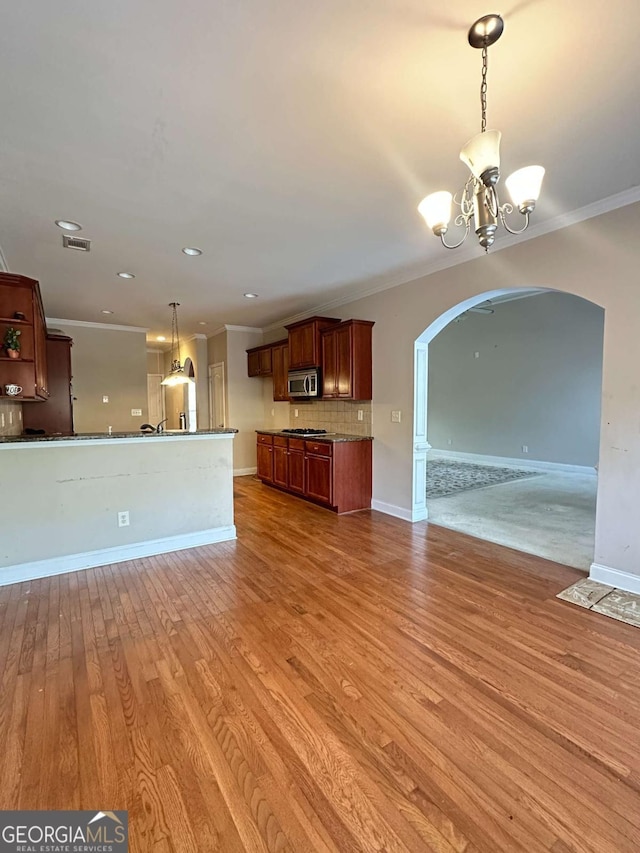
[198,321,207,325]
[55,219,82,231]
[157,335,167,342]
[117,271,136,279]
[101,310,114,315]
[182,247,202,256]
[244,292,259,299]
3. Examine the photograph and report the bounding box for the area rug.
[557,578,640,628]
[426,458,541,499]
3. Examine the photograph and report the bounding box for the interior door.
[209,362,226,428]
[147,374,165,425]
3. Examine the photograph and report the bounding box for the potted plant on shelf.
[3,327,21,359]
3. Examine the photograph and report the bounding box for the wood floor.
[1,476,639,852]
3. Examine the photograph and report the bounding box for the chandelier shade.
[418,191,453,234]
[417,14,544,251]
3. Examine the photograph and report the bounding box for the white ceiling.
[1,1,639,341]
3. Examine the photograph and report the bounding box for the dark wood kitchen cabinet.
[256,432,372,513]
[247,344,273,377]
[0,272,49,401]
[285,316,340,370]
[321,319,374,400]
[271,340,289,401]
[256,433,274,482]
[22,334,74,434]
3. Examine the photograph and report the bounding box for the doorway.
[208,362,226,428]
[412,287,603,570]
[147,374,165,426]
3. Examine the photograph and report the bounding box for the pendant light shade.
[161,302,193,386]
[505,165,545,213]
[418,191,453,234]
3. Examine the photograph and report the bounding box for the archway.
[412,286,604,567]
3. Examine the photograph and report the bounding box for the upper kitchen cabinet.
[321,319,374,400]
[285,316,340,369]
[246,343,273,377]
[0,272,49,401]
[271,340,289,401]
[22,333,74,434]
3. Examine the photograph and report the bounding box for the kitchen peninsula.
[0,429,237,586]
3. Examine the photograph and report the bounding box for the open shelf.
[0,356,34,363]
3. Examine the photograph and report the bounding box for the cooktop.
[281,428,328,435]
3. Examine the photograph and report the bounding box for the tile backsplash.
[289,400,372,436]
[0,400,23,436]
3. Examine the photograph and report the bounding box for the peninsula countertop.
[255,429,372,443]
[0,428,238,446]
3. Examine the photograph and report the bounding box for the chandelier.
[418,14,544,252]
[161,302,192,386]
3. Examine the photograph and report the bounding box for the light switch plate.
[103,395,109,403]
[131,408,142,417]
[391,410,401,423]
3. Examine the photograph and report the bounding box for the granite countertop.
[256,429,372,443]
[0,428,238,444]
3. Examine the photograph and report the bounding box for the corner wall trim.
[371,499,416,522]
[589,563,640,595]
[0,526,237,588]
[234,467,257,477]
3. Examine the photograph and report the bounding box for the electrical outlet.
[0,413,4,428]
[103,395,109,403]
[117,511,130,527]
[474,351,480,359]
[131,408,142,417]
[8,411,13,425]
[391,410,401,423]
[357,409,364,421]
[271,408,275,417]
[522,445,529,453]
[294,408,299,418]
[447,438,452,445]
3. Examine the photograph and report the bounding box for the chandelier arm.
[498,204,531,235]
[440,218,471,250]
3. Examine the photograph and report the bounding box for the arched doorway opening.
[412,287,604,569]
[182,357,197,431]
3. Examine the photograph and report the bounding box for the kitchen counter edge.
[256,429,372,443]
[0,428,238,446]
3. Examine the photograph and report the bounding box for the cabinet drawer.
[273,435,288,448]
[257,433,273,446]
[288,438,305,451]
[305,440,332,457]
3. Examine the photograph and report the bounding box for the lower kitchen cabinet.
[255,432,372,513]
[256,433,274,482]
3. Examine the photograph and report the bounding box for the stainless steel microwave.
[287,368,320,398]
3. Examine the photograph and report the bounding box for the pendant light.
[418,14,544,252]
[161,302,192,386]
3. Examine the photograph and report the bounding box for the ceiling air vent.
[62,234,91,252]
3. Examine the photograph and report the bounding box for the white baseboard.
[371,499,419,522]
[0,525,237,588]
[234,467,257,477]
[428,448,596,476]
[589,563,640,595]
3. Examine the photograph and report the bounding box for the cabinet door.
[272,344,289,401]
[259,348,273,376]
[335,323,353,398]
[247,351,261,376]
[273,443,289,488]
[305,453,332,505]
[321,329,338,398]
[288,324,315,370]
[288,448,305,494]
[33,293,48,399]
[256,442,274,482]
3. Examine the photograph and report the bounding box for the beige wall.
[0,400,22,436]
[225,328,264,472]
[287,202,639,582]
[147,349,164,374]
[0,435,235,576]
[54,323,148,433]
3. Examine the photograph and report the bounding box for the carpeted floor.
[426,458,541,498]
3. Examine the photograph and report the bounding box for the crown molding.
[262,185,640,333]
[0,242,9,273]
[224,324,263,333]
[46,317,149,333]
[183,333,208,342]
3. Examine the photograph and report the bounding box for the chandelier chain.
[480,45,488,133]
[170,302,182,369]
